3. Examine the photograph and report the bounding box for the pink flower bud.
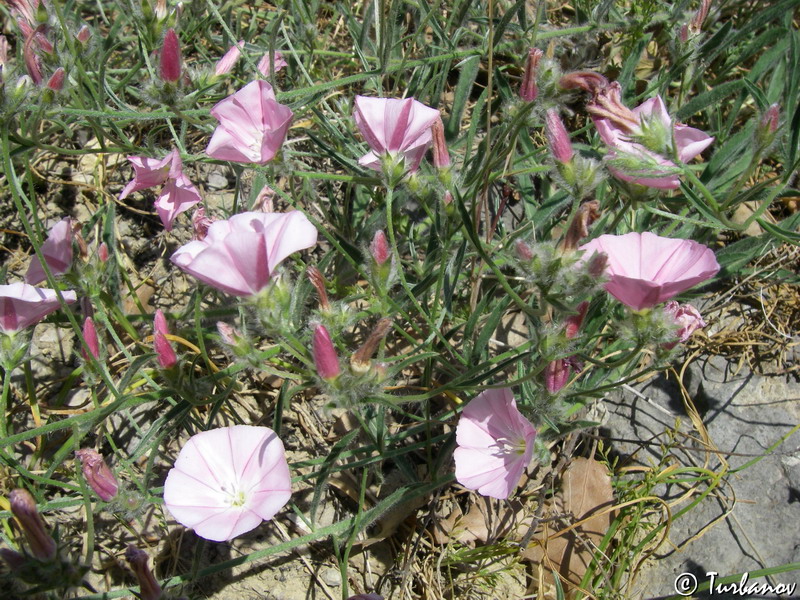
[125,546,163,600]
[678,23,690,43]
[82,317,100,360]
[564,302,589,339]
[545,109,574,164]
[370,230,390,266]
[98,242,109,262]
[520,48,542,102]
[761,103,780,135]
[215,40,243,76]
[662,301,706,349]
[431,117,450,169]
[154,309,177,369]
[46,67,64,91]
[216,321,241,346]
[312,324,340,381]
[76,25,91,44]
[515,240,534,261]
[159,28,181,83]
[8,489,56,561]
[544,358,569,394]
[75,449,118,501]
[154,0,168,21]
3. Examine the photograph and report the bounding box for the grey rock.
[603,354,800,598]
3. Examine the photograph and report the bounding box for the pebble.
[320,567,342,587]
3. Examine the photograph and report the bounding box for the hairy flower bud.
[520,48,542,102]
[370,230,390,266]
[307,266,331,311]
[545,109,574,164]
[46,67,65,91]
[82,317,100,360]
[98,242,109,263]
[8,489,56,561]
[431,117,450,169]
[154,309,177,369]
[76,25,92,44]
[159,28,181,83]
[312,324,340,381]
[75,449,118,501]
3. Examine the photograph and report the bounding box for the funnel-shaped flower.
[454,388,537,499]
[25,218,73,285]
[163,425,292,541]
[0,283,77,334]
[170,211,318,297]
[206,80,294,164]
[579,232,720,310]
[353,96,440,172]
[590,83,714,189]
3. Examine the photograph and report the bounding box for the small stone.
[206,171,229,190]
[320,567,341,587]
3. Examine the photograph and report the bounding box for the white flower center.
[493,435,527,457]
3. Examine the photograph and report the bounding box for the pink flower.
[454,388,537,499]
[206,80,294,164]
[215,40,244,76]
[353,96,440,172]
[579,232,720,311]
[257,51,287,77]
[119,149,201,231]
[590,83,714,189]
[162,425,292,541]
[0,282,77,334]
[154,309,177,369]
[170,211,318,297]
[159,28,181,83]
[662,301,706,349]
[312,324,340,381]
[25,217,73,285]
[75,449,118,501]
